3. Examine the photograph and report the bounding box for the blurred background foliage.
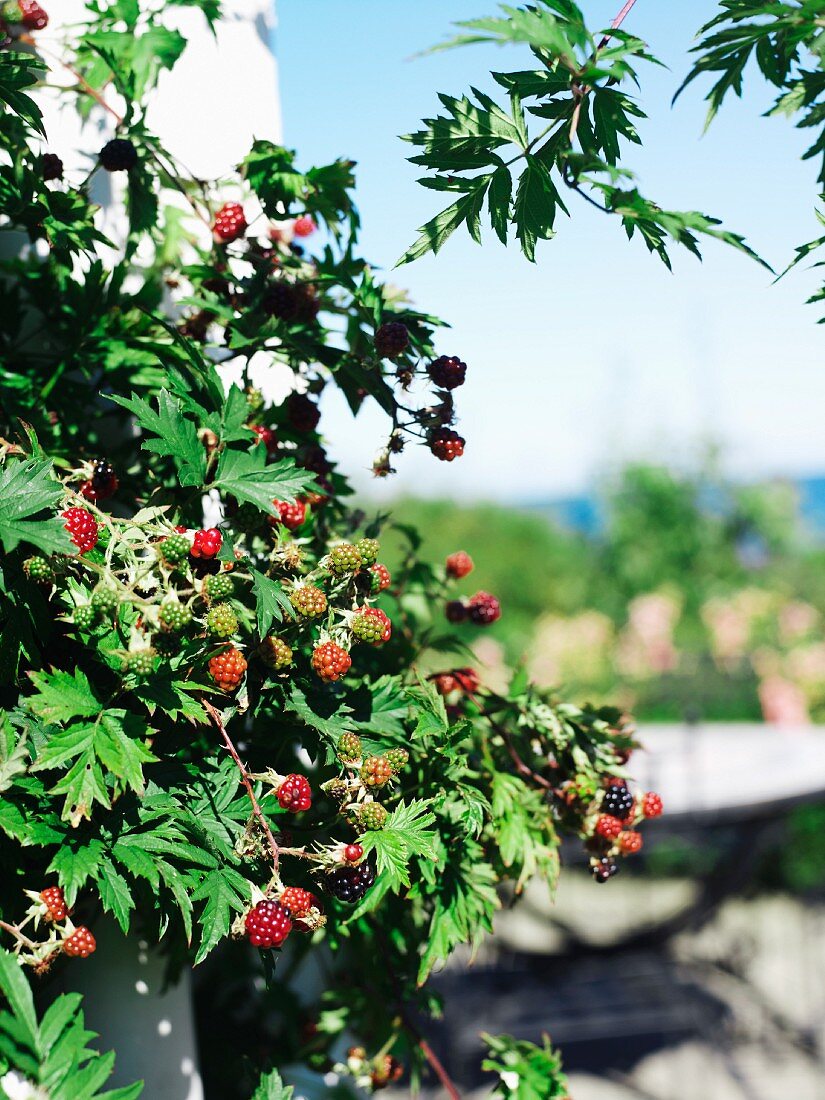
[377,461,825,898]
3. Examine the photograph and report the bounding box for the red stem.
[417,1035,462,1100]
[204,701,281,871]
[598,0,639,49]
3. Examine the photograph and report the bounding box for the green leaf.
[0,458,71,556]
[0,713,28,793]
[212,449,313,515]
[0,949,39,1056]
[0,53,47,137]
[96,863,136,933]
[397,188,490,266]
[252,1070,295,1100]
[109,390,206,486]
[192,868,250,963]
[27,669,99,724]
[481,1032,568,1099]
[249,569,293,637]
[358,800,437,891]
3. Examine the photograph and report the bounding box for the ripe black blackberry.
[91,459,118,499]
[374,321,409,359]
[41,153,63,181]
[99,138,137,172]
[592,856,620,883]
[428,355,467,390]
[326,861,376,903]
[602,782,634,821]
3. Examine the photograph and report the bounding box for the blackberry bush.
[0,3,708,1097]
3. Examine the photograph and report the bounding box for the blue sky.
[275,1,823,501]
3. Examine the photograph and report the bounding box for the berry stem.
[485,713,554,792]
[204,701,281,871]
[0,918,42,954]
[598,0,639,49]
[35,44,124,124]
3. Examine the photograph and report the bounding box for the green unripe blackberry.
[355,538,380,566]
[246,386,265,415]
[358,803,388,831]
[123,649,155,678]
[90,586,119,617]
[290,584,327,618]
[337,732,362,763]
[73,605,97,631]
[24,556,54,583]
[206,602,238,638]
[204,572,234,601]
[159,601,193,632]
[259,635,293,670]
[385,747,409,774]
[161,533,190,565]
[328,543,362,576]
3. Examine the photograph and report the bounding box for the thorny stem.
[0,919,42,954]
[204,701,281,871]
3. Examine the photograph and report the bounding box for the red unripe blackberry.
[360,755,393,788]
[351,606,391,646]
[290,584,327,618]
[279,886,316,917]
[277,773,312,812]
[359,802,388,830]
[270,498,307,530]
[63,926,96,957]
[191,527,222,559]
[446,551,474,579]
[206,602,238,638]
[328,543,362,575]
[453,667,480,693]
[259,635,293,670]
[41,153,63,181]
[428,428,465,462]
[467,591,501,626]
[594,814,623,840]
[428,355,467,390]
[18,0,48,29]
[250,424,279,454]
[286,392,321,432]
[311,641,351,683]
[99,138,137,172]
[204,572,234,602]
[62,507,99,553]
[355,537,380,566]
[337,731,362,762]
[642,791,663,819]
[209,646,247,692]
[384,747,408,774]
[212,201,248,244]
[244,899,292,948]
[618,830,643,854]
[374,321,409,359]
[602,782,634,821]
[445,599,468,624]
[40,886,68,922]
[371,1055,404,1089]
[369,563,391,594]
[326,861,375,903]
[293,214,316,237]
[343,843,363,863]
[433,673,458,696]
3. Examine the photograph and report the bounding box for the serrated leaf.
[212,449,313,515]
[0,458,71,556]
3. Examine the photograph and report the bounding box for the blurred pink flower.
[758,675,810,725]
[778,600,820,644]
